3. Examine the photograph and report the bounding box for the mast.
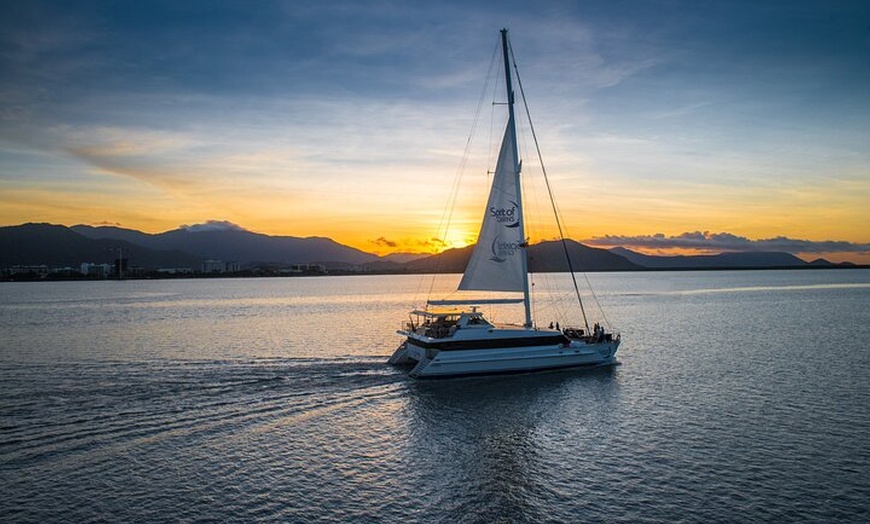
[500,28,532,328]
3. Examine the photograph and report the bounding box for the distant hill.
[404,245,474,273]
[403,240,640,273]
[808,258,837,267]
[530,240,641,271]
[70,225,154,246]
[73,224,378,267]
[379,252,428,264]
[0,223,202,269]
[610,247,819,269]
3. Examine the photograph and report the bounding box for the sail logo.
[490,236,520,263]
[489,200,520,228]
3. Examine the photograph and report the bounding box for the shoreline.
[2,264,866,283]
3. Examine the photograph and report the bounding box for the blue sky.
[1,0,868,261]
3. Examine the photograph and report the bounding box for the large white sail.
[458,123,526,292]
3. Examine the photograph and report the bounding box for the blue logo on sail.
[489,200,520,228]
[490,235,520,263]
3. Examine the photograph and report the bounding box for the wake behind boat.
[389,29,620,378]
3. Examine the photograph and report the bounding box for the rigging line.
[515,112,545,325]
[487,57,505,185]
[533,158,610,329]
[424,38,501,303]
[582,270,612,329]
[508,36,590,333]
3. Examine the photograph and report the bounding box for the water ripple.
[2,273,869,522]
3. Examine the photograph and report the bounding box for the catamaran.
[389,29,620,378]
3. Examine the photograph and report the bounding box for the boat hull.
[391,334,619,378]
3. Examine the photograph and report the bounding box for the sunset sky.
[1,1,868,263]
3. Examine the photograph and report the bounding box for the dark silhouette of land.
[0,223,860,280]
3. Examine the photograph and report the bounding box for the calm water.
[1,270,869,523]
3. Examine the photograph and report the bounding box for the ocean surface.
[1,270,869,523]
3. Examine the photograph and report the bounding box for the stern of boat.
[387,340,413,365]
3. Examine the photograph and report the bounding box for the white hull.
[390,333,619,378]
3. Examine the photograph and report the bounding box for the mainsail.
[458,122,526,292]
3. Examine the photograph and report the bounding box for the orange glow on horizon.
[1,187,867,264]
[337,225,479,257]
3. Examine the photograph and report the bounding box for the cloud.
[65,127,194,157]
[180,220,247,232]
[370,237,397,248]
[585,231,870,254]
[415,237,449,250]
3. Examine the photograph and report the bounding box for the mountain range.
[608,246,837,269]
[71,224,377,267]
[0,222,851,273]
